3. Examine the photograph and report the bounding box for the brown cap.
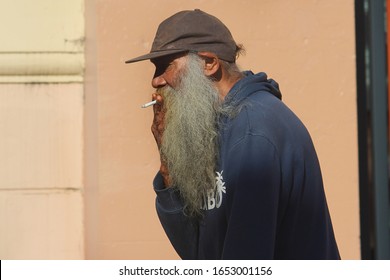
[125,9,238,63]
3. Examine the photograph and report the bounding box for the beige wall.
[85,0,359,259]
[0,0,84,259]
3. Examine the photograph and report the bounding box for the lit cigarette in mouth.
[141,100,157,108]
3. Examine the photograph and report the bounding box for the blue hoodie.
[153,71,340,259]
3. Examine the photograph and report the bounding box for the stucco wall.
[0,0,85,259]
[85,0,359,259]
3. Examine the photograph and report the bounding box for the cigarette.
[141,100,157,108]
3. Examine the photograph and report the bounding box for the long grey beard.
[159,54,221,216]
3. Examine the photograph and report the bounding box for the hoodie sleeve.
[222,134,280,259]
[153,172,199,259]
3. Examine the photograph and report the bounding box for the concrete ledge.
[0,52,84,83]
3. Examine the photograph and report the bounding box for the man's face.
[151,53,221,216]
[151,53,189,90]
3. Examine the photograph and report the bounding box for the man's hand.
[151,93,172,187]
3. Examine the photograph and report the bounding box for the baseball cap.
[125,9,239,63]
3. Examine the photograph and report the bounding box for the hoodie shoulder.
[221,71,306,151]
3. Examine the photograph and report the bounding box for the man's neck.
[216,74,243,100]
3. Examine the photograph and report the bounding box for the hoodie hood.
[224,71,282,107]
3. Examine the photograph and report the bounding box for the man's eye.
[153,62,170,77]
[164,62,173,69]
[160,62,173,72]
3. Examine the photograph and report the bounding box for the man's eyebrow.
[152,58,172,66]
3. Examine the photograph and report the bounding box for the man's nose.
[151,74,167,88]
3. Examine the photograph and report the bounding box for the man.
[126,9,340,260]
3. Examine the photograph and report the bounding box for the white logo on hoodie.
[201,171,226,210]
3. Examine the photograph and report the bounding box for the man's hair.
[235,43,246,59]
[220,43,245,79]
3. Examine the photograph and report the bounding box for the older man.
[126,9,340,260]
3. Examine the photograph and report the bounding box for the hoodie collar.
[224,71,282,107]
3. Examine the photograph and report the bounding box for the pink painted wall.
[85,0,359,259]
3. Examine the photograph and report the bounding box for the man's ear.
[197,52,220,77]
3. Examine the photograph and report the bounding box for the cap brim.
[125,49,187,64]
